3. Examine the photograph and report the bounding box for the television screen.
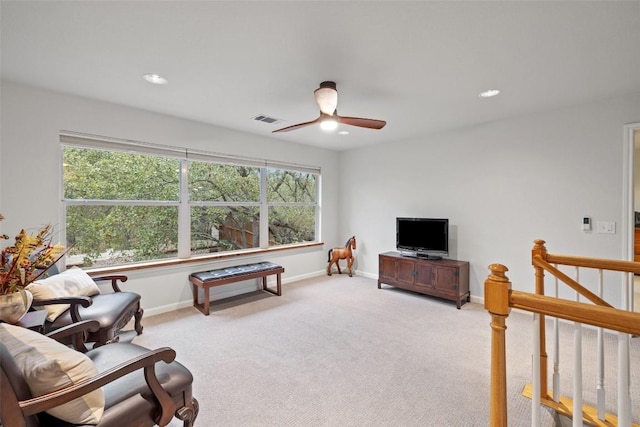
[396,217,448,258]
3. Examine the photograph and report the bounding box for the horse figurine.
[326,236,356,277]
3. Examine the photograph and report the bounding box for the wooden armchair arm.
[91,275,128,292]
[46,320,100,353]
[31,295,92,324]
[31,296,92,308]
[19,347,178,425]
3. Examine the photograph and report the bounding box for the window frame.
[60,132,321,267]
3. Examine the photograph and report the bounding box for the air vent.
[252,114,282,125]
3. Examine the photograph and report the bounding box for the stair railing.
[485,240,640,427]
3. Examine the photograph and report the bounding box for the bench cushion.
[191,261,282,282]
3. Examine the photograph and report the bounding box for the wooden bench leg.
[203,287,210,315]
[277,272,281,296]
[192,283,198,309]
[192,283,211,316]
[262,272,282,296]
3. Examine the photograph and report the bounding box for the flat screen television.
[396,217,449,259]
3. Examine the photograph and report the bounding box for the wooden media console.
[189,261,284,316]
[378,251,470,308]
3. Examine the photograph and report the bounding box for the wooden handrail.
[532,238,640,274]
[509,291,640,336]
[546,253,640,274]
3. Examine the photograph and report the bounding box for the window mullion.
[63,200,179,206]
[178,159,190,258]
[190,201,261,207]
[260,167,268,248]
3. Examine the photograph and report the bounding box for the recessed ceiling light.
[479,89,500,98]
[338,130,350,135]
[143,73,168,85]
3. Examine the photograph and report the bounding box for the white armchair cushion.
[0,323,105,424]
[26,267,100,322]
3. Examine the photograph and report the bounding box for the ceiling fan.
[272,81,386,133]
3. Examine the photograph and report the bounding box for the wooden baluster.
[484,263,512,427]
[552,266,560,402]
[531,240,549,399]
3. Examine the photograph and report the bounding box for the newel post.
[531,239,548,295]
[485,263,512,427]
[531,239,548,398]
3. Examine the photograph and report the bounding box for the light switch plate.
[596,221,616,234]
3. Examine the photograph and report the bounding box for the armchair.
[0,320,199,427]
[26,268,144,347]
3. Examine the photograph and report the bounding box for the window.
[267,168,317,245]
[189,162,261,254]
[61,134,320,268]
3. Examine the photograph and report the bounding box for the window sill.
[85,241,324,276]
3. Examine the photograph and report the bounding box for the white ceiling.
[2,1,639,151]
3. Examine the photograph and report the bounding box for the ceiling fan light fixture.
[320,118,338,131]
[272,81,386,133]
[314,86,338,115]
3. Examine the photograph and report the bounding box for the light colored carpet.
[131,274,638,426]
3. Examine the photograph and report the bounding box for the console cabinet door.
[396,258,416,287]
[433,266,460,296]
[414,262,434,290]
[379,256,397,283]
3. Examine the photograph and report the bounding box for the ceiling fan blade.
[336,115,386,130]
[272,117,320,133]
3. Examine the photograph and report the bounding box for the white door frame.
[622,122,640,310]
[622,122,640,261]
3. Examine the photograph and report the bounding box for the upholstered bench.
[189,262,284,316]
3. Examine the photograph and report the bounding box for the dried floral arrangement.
[0,214,66,296]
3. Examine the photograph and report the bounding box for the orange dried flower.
[0,215,68,295]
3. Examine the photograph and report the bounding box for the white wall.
[0,81,341,314]
[3,80,639,312]
[340,93,640,307]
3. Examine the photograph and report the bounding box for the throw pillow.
[26,267,100,322]
[0,323,105,424]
